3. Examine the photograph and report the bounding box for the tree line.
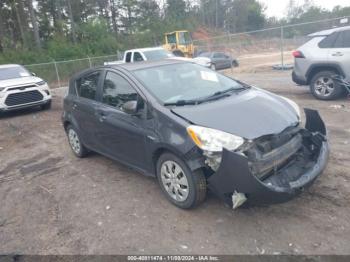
[0,0,349,64]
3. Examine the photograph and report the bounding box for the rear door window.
[76,71,101,100]
[333,30,350,48]
[318,32,339,48]
[133,52,144,62]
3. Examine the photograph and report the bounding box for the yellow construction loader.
[163,30,195,57]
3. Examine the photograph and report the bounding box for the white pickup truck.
[104,47,211,68]
[104,47,174,65]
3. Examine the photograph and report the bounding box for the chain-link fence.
[193,16,350,72]
[24,16,350,88]
[25,54,122,89]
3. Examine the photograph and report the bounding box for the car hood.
[171,88,299,140]
[0,76,43,88]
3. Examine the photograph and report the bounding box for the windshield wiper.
[164,99,200,106]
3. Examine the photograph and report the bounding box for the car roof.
[125,47,165,53]
[308,25,350,37]
[109,59,189,71]
[0,64,22,69]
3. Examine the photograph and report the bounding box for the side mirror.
[122,100,138,115]
[31,72,36,76]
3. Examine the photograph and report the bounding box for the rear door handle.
[332,52,344,57]
[96,110,107,122]
[72,104,78,110]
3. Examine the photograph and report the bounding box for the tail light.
[292,50,305,58]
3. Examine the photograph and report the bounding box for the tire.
[210,64,216,71]
[41,100,52,110]
[66,125,88,158]
[156,152,206,209]
[232,60,239,67]
[173,50,184,57]
[310,71,345,100]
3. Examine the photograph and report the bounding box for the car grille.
[5,90,43,106]
[8,85,37,91]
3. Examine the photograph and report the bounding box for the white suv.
[0,64,52,113]
[292,26,350,100]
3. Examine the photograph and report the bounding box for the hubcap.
[68,129,81,154]
[315,77,334,97]
[160,161,189,202]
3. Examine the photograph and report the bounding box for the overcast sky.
[260,0,349,18]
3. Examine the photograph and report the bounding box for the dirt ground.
[0,70,349,255]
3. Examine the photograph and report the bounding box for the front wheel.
[156,153,206,209]
[41,100,52,110]
[210,64,216,71]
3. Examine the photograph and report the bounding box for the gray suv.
[292,26,350,100]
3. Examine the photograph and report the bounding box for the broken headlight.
[187,125,244,152]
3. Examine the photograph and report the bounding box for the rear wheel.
[66,125,88,158]
[156,152,206,209]
[310,71,344,100]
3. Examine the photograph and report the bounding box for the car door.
[71,70,103,148]
[329,30,350,81]
[94,70,149,168]
[212,52,223,69]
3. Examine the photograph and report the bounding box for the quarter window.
[102,72,138,108]
[76,71,100,100]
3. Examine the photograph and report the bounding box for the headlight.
[187,125,244,152]
[36,81,47,86]
[280,96,300,118]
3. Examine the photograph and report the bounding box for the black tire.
[66,124,88,158]
[173,50,184,57]
[41,100,52,110]
[232,60,239,67]
[310,71,345,100]
[156,152,206,209]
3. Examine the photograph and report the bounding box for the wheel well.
[307,66,341,84]
[63,121,71,131]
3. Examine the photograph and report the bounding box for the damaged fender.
[207,108,329,207]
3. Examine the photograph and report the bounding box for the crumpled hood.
[0,76,43,88]
[171,88,299,140]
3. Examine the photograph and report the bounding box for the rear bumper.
[292,71,307,85]
[208,109,329,207]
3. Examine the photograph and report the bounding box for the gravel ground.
[0,70,349,255]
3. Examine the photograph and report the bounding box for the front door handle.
[99,115,107,122]
[72,104,78,110]
[332,52,344,57]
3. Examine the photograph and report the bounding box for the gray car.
[198,52,239,71]
[292,25,350,100]
[62,60,328,209]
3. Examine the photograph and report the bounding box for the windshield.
[0,65,31,80]
[143,50,174,60]
[178,32,192,45]
[133,63,244,105]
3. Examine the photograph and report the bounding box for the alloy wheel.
[68,129,81,155]
[160,160,189,202]
[314,76,335,97]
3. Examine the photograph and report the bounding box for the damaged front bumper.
[207,109,329,208]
